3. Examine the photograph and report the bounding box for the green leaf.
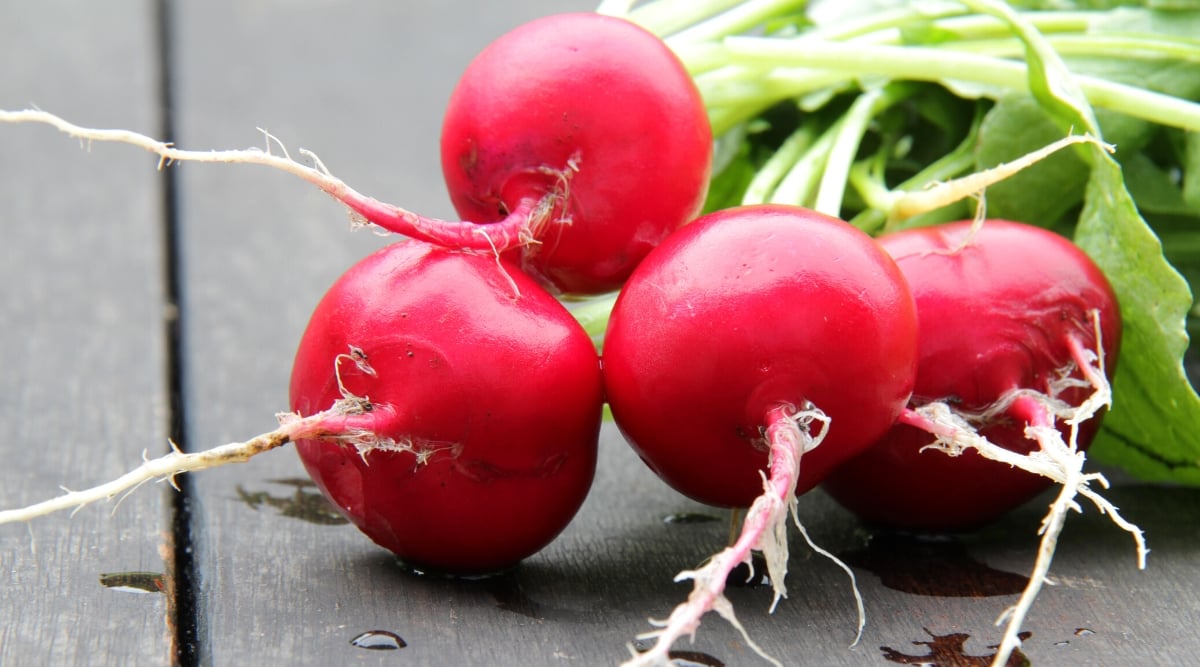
[958,0,1200,483]
[1076,152,1200,482]
[974,96,1091,227]
[1123,151,1197,216]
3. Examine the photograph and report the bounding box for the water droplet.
[99,571,165,594]
[663,512,721,525]
[1075,627,1095,637]
[350,630,406,651]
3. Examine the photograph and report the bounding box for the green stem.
[941,34,1200,62]
[958,0,1099,136]
[722,39,1200,132]
[815,83,914,217]
[742,123,819,205]
[848,106,984,234]
[665,0,808,44]
[770,119,841,208]
[618,0,766,38]
[568,293,619,350]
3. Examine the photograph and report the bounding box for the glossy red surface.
[288,241,603,574]
[602,205,919,508]
[440,13,712,295]
[822,220,1122,531]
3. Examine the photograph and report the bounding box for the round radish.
[604,205,918,508]
[821,220,1121,532]
[436,12,713,294]
[603,204,918,664]
[289,240,603,575]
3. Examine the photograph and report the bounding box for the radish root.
[898,310,1145,667]
[887,134,1113,226]
[0,108,565,254]
[0,346,421,525]
[623,404,858,667]
[0,399,366,526]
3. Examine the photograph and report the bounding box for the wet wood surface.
[3,1,1200,665]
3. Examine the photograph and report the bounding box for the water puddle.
[632,639,724,666]
[841,532,1028,597]
[484,575,545,620]
[882,628,1031,666]
[236,478,348,525]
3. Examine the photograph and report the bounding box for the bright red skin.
[440,13,712,296]
[822,220,1121,532]
[602,205,919,508]
[289,241,603,575]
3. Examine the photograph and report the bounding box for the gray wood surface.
[0,1,169,664]
[3,1,1200,666]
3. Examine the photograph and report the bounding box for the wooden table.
[3,1,1198,665]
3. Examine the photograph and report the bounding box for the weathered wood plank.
[0,1,169,663]
[132,1,1200,665]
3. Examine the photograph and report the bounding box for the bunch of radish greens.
[2,1,1199,667]
[588,0,1200,486]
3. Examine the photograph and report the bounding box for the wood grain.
[0,1,169,663]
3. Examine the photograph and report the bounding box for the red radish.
[819,219,1142,666]
[436,12,713,294]
[822,220,1121,531]
[0,13,712,296]
[288,240,604,574]
[602,204,919,664]
[0,239,604,577]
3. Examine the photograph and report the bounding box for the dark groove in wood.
[154,1,205,664]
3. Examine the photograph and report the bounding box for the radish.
[288,240,604,574]
[0,13,711,296]
[822,220,1121,532]
[820,219,1146,666]
[0,240,605,576]
[437,12,712,294]
[602,204,920,665]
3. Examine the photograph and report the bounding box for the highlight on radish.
[0,12,712,297]
[0,240,606,576]
[601,204,920,665]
